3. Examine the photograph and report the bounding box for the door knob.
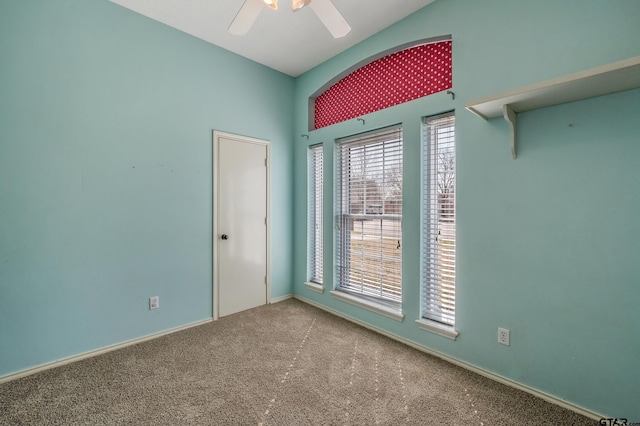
[221,234,229,240]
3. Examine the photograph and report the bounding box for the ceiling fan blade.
[309,0,351,38]
[228,0,264,36]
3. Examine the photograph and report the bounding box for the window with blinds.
[336,125,403,307]
[422,112,456,326]
[308,144,323,284]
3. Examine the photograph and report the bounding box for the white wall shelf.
[465,56,640,159]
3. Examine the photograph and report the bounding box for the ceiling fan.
[229,0,351,38]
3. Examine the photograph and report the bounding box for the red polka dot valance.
[313,40,452,130]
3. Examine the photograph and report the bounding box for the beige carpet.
[0,299,595,425]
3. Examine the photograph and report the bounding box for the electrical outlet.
[498,327,510,346]
[149,296,159,310]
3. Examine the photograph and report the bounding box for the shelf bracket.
[503,104,517,159]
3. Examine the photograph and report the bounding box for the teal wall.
[0,0,294,376]
[292,0,640,419]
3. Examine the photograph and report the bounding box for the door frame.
[212,130,271,320]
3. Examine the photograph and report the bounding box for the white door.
[214,131,269,318]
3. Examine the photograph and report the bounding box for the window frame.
[305,143,324,293]
[417,111,459,340]
[334,125,404,314]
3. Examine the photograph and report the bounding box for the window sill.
[330,290,404,322]
[304,281,324,294]
[415,318,459,340]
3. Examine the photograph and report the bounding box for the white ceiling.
[109,0,436,77]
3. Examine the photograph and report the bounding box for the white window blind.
[309,144,323,284]
[336,125,403,306]
[423,112,456,326]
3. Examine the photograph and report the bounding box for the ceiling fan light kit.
[229,0,350,38]
[291,0,311,11]
[263,0,278,10]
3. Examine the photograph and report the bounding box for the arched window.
[310,36,452,130]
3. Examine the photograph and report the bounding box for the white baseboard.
[294,295,604,421]
[0,318,213,385]
[270,294,294,304]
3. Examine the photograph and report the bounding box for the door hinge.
[264,158,267,167]
[265,217,267,225]
[264,276,267,285]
